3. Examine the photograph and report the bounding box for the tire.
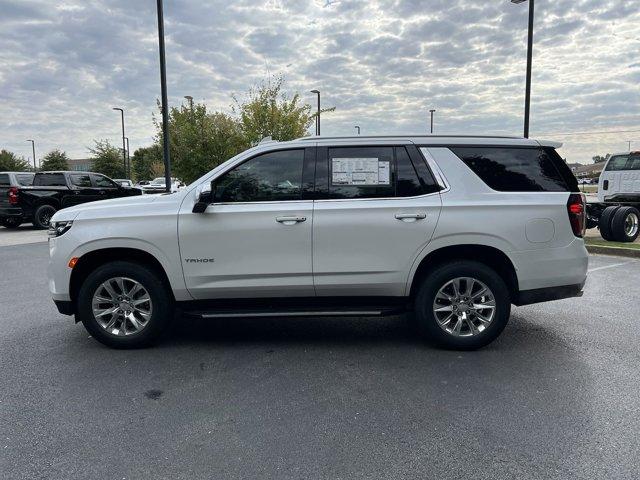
[33,204,57,229]
[413,261,511,350]
[1,217,22,229]
[610,206,640,243]
[76,261,173,349]
[598,206,620,241]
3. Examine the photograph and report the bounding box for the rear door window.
[91,174,118,188]
[15,174,34,186]
[327,147,395,199]
[450,147,574,192]
[604,155,629,171]
[33,173,66,186]
[70,174,92,187]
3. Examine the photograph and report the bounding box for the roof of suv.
[274,135,562,149]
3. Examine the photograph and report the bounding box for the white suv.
[47,136,588,350]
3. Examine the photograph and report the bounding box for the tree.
[89,140,125,179]
[593,154,611,164]
[131,145,161,181]
[40,149,70,171]
[155,102,248,184]
[0,150,31,171]
[234,76,325,145]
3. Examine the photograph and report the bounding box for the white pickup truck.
[586,152,640,242]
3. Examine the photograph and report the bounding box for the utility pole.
[26,139,36,170]
[113,107,127,176]
[310,90,321,135]
[157,0,172,193]
[511,0,535,138]
[125,137,131,178]
[355,125,360,135]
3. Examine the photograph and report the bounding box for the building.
[572,163,604,178]
[67,158,93,171]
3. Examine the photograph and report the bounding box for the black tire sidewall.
[414,261,511,350]
[611,206,640,242]
[77,261,172,348]
[599,206,619,241]
[33,204,57,229]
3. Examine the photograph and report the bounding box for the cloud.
[0,0,638,164]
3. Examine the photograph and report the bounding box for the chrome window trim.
[419,147,450,193]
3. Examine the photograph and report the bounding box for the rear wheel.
[413,261,511,350]
[610,206,640,243]
[598,206,620,241]
[76,261,173,348]
[1,217,22,229]
[33,204,57,229]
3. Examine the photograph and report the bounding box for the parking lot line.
[588,261,633,273]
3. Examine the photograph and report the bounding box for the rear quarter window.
[450,147,575,192]
[33,173,67,187]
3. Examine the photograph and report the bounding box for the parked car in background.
[586,152,640,242]
[1,171,142,229]
[0,171,35,228]
[142,177,185,194]
[114,179,134,188]
[48,135,588,350]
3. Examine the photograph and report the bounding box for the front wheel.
[76,261,173,348]
[413,261,511,350]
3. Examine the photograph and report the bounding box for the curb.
[586,244,640,259]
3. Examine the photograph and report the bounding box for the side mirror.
[192,182,214,213]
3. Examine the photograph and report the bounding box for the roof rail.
[259,136,276,144]
[295,135,523,141]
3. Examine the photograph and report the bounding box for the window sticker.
[332,158,390,186]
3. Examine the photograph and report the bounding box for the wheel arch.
[69,247,175,305]
[407,244,519,301]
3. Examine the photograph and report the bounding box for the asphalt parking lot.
[1,231,639,480]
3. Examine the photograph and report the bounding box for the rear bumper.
[514,282,585,306]
[0,206,26,218]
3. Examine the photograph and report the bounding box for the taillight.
[567,193,586,238]
[8,187,18,205]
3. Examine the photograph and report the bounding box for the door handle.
[395,213,426,221]
[276,216,306,224]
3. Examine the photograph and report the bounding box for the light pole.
[512,0,535,138]
[26,139,36,170]
[628,141,632,152]
[112,107,127,176]
[310,90,320,135]
[184,95,194,113]
[125,137,131,178]
[355,125,360,135]
[157,0,172,193]
[429,109,436,134]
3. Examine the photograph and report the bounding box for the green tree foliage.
[40,149,70,171]
[155,103,248,184]
[150,76,329,184]
[131,145,161,181]
[234,76,321,145]
[0,149,31,171]
[89,140,125,179]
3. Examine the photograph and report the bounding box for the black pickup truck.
[0,171,142,229]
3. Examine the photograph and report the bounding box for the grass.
[578,185,598,194]
[585,237,640,250]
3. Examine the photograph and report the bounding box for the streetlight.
[628,141,632,152]
[184,95,194,113]
[512,0,535,138]
[429,109,436,134]
[355,125,360,135]
[112,107,127,176]
[125,137,131,178]
[26,139,36,170]
[310,90,320,135]
[156,0,172,193]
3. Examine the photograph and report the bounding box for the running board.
[183,306,407,319]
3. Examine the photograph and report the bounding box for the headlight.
[48,220,74,238]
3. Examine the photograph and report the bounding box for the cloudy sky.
[1,0,638,165]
